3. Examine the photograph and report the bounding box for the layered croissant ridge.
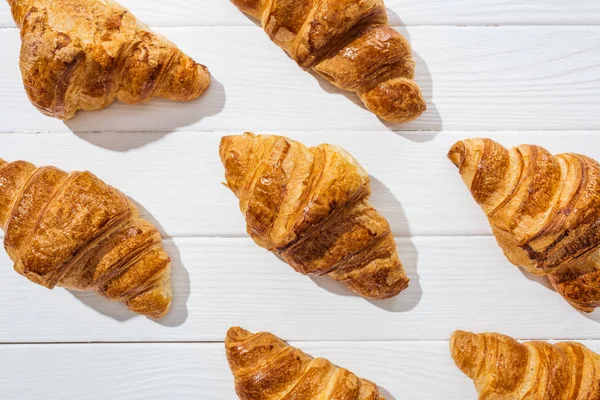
[8,0,210,119]
[225,326,384,399]
[0,159,172,318]
[230,0,425,123]
[220,133,408,299]
[449,138,600,312]
[450,330,600,399]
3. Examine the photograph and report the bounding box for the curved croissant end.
[230,0,425,123]
[450,330,600,399]
[225,326,385,399]
[220,133,409,299]
[9,0,210,120]
[450,330,487,380]
[448,138,600,312]
[0,159,172,319]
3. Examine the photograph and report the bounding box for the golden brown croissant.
[220,133,408,299]
[0,158,171,318]
[229,0,425,123]
[448,138,600,312]
[8,0,210,120]
[226,326,385,399]
[451,330,600,399]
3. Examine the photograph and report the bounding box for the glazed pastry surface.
[449,138,600,312]
[229,0,426,123]
[8,0,210,119]
[0,158,172,318]
[226,326,385,399]
[451,330,600,399]
[220,133,409,299]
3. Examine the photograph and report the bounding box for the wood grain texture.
[4,131,600,238]
[0,341,470,399]
[4,340,600,399]
[0,26,598,132]
[3,235,600,343]
[2,0,599,27]
[0,1,599,397]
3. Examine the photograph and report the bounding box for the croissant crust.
[449,138,600,312]
[451,330,600,399]
[229,0,426,123]
[8,0,210,119]
[0,158,172,318]
[225,326,384,399]
[220,132,409,299]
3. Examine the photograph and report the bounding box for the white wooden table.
[1,1,600,398]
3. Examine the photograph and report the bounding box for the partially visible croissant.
[8,0,210,120]
[226,326,385,399]
[448,138,600,312]
[451,330,600,399]
[0,158,171,318]
[220,132,408,299]
[229,0,425,123]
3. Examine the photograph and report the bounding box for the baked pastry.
[449,138,600,312]
[226,326,385,399]
[0,158,171,318]
[220,132,408,299]
[451,330,600,399]
[229,0,425,123]
[8,0,210,119]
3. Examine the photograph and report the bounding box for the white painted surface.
[1,0,600,398]
[2,235,600,343]
[0,341,473,399]
[0,26,599,132]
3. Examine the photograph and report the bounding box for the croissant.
[226,326,384,399]
[229,0,425,123]
[451,330,600,399]
[220,133,408,299]
[448,138,600,312]
[8,0,210,120]
[0,158,171,318]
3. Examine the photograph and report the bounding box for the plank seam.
[3,337,600,345]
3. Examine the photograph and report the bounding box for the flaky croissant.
[8,0,210,120]
[226,326,385,399]
[451,330,600,399]
[0,158,171,318]
[220,133,408,299]
[448,138,600,312]
[229,0,425,123]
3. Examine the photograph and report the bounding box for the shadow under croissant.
[518,267,600,322]
[383,10,442,139]
[65,77,226,151]
[310,176,422,313]
[68,200,191,326]
[379,387,398,400]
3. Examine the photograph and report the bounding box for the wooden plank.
[2,236,600,343]
[0,26,598,132]
[2,0,600,27]
[0,340,474,399]
[3,130,600,238]
[4,339,600,399]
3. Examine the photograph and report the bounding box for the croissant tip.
[226,326,253,343]
[146,306,170,320]
[450,329,468,344]
[360,78,426,124]
[447,141,466,168]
